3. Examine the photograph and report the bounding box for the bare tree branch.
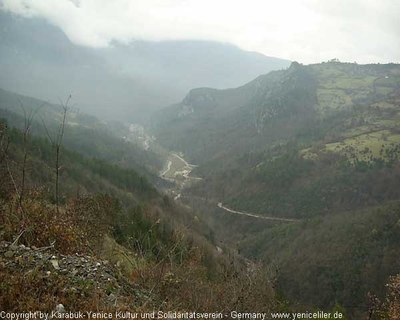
[41,117,54,145]
[18,100,46,206]
[42,95,70,213]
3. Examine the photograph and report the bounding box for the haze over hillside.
[0,11,290,122]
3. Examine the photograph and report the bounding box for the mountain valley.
[0,7,400,317]
[151,61,400,312]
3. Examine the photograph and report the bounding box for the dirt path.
[160,160,172,177]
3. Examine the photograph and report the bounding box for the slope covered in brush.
[0,116,280,313]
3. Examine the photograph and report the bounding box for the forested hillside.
[0,114,281,313]
[153,62,400,164]
[0,87,163,181]
[152,61,400,315]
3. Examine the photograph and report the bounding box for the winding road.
[217,203,299,222]
[161,152,298,223]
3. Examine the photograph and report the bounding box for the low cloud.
[1,0,399,63]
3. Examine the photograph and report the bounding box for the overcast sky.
[1,0,399,64]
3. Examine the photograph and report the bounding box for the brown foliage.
[386,275,400,319]
[1,190,87,254]
[138,243,277,313]
[1,190,117,254]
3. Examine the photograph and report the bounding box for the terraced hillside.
[304,62,400,162]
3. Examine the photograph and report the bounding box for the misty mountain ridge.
[0,11,290,122]
[152,61,400,163]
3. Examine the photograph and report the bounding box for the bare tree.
[42,96,70,213]
[0,122,18,196]
[0,122,10,190]
[0,122,8,164]
[0,121,26,220]
[18,99,46,206]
